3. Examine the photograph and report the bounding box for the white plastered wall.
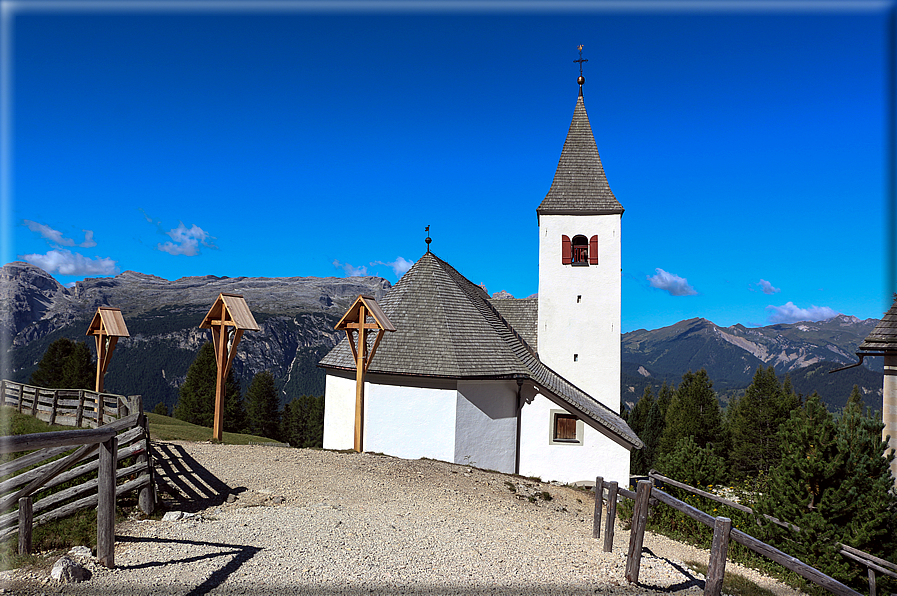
[537,213,621,412]
[363,378,457,463]
[454,380,518,473]
[518,391,629,486]
[322,371,357,450]
[884,354,897,487]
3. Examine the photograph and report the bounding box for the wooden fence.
[0,379,140,428]
[645,470,897,596]
[591,475,883,596]
[0,385,156,567]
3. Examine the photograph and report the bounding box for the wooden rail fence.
[0,383,157,567]
[646,470,897,596]
[0,379,140,428]
[591,475,885,596]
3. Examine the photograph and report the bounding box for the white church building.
[319,75,642,486]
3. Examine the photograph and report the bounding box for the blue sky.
[4,1,894,333]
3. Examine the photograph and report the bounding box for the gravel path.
[2,442,805,596]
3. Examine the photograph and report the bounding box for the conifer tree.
[30,338,96,390]
[755,393,851,580]
[281,395,325,448]
[728,366,797,478]
[174,343,243,431]
[656,435,728,487]
[658,370,724,462]
[629,386,655,474]
[245,371,281,440]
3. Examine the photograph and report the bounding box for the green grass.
[0,406,70,437]
[685,560,778,596]
[145,412,277,444]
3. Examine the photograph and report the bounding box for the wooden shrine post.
[200,293,260,442]
[335,295,395,452]
[86,307,130,424]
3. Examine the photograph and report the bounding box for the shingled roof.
[319,252,641,449]
[858,294,897,355]
[537,94,624,216]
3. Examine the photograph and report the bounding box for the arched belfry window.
[562,235,599,265]
[571,235,589,264]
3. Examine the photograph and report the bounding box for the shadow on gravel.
[115,535,261,596]
[635,547,704,593]
[151,442,247,511]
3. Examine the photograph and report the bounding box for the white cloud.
[24,220,96,248]
[80,230,97,248]
[21,249,118,276]
[333,260,367,277]
[757,279,780,295]
[371,257,414,278]
[647,268,697,296]
[766,302,839,324]
[157,222,216,256]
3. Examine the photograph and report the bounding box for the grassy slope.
[145,412,278,444]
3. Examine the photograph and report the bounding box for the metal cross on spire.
[574,44,588,95]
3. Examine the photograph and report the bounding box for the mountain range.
[1,262,885,415]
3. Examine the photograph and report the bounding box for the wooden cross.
[86,307,130,424]
[200,293,260,441]
[334,295,395,452]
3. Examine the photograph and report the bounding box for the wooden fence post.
[625,480,652,584]
[75,391,85,428]
[604,481,618,553]
[706,516,732,596]
[17,383,24,413]
[137,415,155,515]
[868,568,876,596]
[49,390,59,426]
[31,390,40,416]
[17,496,32,555]
[0,379,5,407]
[97,436,117,567]
[593,476,604,539]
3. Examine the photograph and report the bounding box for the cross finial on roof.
[574,44,588,96]
[425,225,431,253]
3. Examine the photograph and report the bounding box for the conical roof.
[319,251,642,449]
[537,95,623,216]
[858,294,897,355]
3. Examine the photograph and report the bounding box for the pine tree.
[30,338,96,390]
[281,395,325,448]
[658,370,724,461]
[755,393,851,580]
[728,366,797,478]
[245,371,281,440]
[174,343,243,431]
[756,391,897,591]
[834,389,897,587]
[629,386,655,474]
[656,435,728,487]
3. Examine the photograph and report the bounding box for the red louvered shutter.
[562,235,572,264]
[589,235,598,265]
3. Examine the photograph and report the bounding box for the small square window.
[573,354,578,362]
[577,295,582,303]
[549,410,583,445]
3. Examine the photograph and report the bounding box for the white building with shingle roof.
[319,77,640,485]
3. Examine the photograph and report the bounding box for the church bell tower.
[537,49,623,412]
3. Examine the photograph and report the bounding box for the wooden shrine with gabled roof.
[86,306,129,399]
[200,293,260,441]
[334,295,395,453]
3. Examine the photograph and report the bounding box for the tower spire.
[574,44,588,96]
